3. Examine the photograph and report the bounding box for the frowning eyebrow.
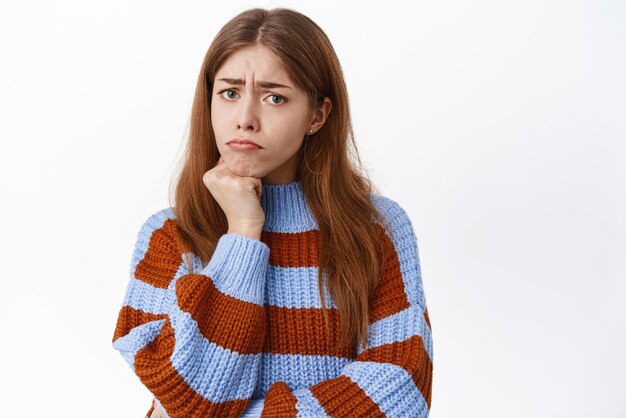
[217,78,292,89]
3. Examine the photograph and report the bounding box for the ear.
[307,97,332,134]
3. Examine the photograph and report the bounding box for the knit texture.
[112,180,433,418]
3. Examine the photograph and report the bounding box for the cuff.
[199,233,270,305]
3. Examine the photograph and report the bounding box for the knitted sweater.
[112,180,433,418]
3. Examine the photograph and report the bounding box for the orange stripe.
[358,335,433,408]
[424,307,431,330]
[260,381,298,417]
[265,306,356,358]
[112,306,168,343]
[369,231,411,323]
[175,274,266,354]
[135,317,250,418]
[310,375,386,417]
[261,229,321,267]
[261,224,412,357]
[135,219,183,289]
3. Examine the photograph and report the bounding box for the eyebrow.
[217,78,292,89]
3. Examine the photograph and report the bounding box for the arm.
[112,209,270,417]
[242,201,433,418]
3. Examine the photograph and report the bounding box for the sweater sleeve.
[111,209,270,418]
[241,200,433,418]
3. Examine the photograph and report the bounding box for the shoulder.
[369,193,417,239]
[133,207,181,250]
[138,207,176,232]
[130,207,188,287]
[370,193,405,216]
[369,193,426,309]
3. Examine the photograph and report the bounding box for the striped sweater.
[112,180,433,417]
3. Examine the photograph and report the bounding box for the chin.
[225,158,266,179]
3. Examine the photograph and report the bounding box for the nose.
[237,95,260,132]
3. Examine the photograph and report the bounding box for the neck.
[260,180,318,233]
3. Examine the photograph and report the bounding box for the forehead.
[215,45,291,81]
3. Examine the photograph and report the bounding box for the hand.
[150,401,167,418]
[203,156,265,239]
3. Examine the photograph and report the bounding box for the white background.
[1,0,624,417]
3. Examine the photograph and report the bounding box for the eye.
[218,89,238,100]
[266,94,286,105]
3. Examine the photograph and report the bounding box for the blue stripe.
[240,399,264,417]
[260,181,319,233]
[123,263,339,315]
[295,389,330,417]
[252,353,352,398]
[112,319,166,371]
[361,305,434,362]
[371,195,427,312]
[123,257,190,315]
[265,265,336,308]
[122,277,176,315]
[197,233,270,306]
[167,301,261,403]
[343,361,429,417]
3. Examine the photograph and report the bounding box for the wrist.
[227,223,263,241]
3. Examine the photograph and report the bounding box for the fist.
[203,156,265,238]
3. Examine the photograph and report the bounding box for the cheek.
[211,99,233,128]
[267,110,309,140]
[270,128,305,156]
[210,104,223,134]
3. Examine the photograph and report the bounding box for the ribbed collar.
[260,180,318,233]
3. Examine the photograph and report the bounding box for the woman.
[112,7,433,418]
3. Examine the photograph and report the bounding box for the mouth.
[228,138,261,148]
[227,138,262,151]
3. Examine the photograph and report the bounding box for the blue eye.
[218,89,238,100]
[268,94,286,104]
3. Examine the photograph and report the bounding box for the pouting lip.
[227,138,262,148]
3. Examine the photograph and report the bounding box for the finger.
[252,178,262,200]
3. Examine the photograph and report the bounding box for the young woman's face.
[211,44,313,184]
